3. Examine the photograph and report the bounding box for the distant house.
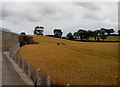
[33,26,44,35]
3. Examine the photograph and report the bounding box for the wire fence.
[9,43,70,87]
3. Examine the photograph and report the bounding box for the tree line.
[33,26,120,41]
[66,28,120,41]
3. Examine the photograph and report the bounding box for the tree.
[106,29,115,35]
[33,26,44,35]
[93,30,100,41]
[20,32,26,35]
[73,32,79,39]
[19,32,27,47]
[99,28,106,36]
[77,29,87,40]
[19,32,38,47]
[85,30,94,41]
[66,32,73,40]
[118,30,120,35]
[99,28,107,41]
[53,29,63,38]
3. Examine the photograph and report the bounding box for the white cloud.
[1,2,118,36]
[2,0,119,2]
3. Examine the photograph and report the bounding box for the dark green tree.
[73,32,79,39]
[34,26,44,35]
[93,30,100,41]
[99,28,106,36]
[85,30,94,41]
[66,32,73,40]
[99,28,107,41]
[77,29,87,40]
[53,29,63,38]
[106,29,115,35]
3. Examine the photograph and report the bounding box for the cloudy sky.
[0,1,118,36]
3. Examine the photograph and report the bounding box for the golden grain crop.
[18,35,118,85]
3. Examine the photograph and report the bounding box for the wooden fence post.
[66,84,70,87]
[47,76,51,87]
[28,63,31,79]
[22,59,25,72]
[36,69,41,86]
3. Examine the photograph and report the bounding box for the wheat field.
[18,35,119,85]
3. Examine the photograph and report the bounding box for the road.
[1,52,28,86]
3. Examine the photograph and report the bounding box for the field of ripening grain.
[18,35,119,85]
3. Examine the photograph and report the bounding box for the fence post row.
[9,43,71,86]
